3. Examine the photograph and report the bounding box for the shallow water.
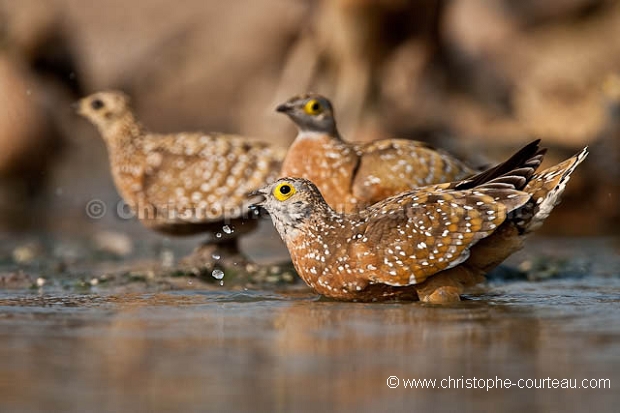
[0,236,619,412]
[0,233,620,413]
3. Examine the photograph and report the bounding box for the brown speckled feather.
[352,188,527,286]
[139,134,282,224]
[351,139,474,206]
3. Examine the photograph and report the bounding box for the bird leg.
[180,236,248,276]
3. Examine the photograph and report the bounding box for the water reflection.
[0,285,617,412]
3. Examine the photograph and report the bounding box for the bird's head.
[276,94,338,136]
[249,177,328,237]
[74,90,133,131]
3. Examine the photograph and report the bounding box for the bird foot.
[179,242,249,277]
[418,286,463,304]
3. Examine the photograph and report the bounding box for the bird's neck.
[286,130,350,164]
[295,129,344,144]
[101,113,145,151]
[100,114,148,203]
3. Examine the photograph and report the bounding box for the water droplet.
[215,232,222,238]
[219,280,224,286]
[211,269,224,280]
[212,253,221,260]
[222,225,233,234]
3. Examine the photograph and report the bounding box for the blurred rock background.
[0,0,619,239]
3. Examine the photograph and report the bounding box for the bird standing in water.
[251,140,587,303]
[76,90,285,270]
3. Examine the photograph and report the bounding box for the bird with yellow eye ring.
[249,140,588,303]
[276,93,479,214]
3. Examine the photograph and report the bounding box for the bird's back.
[351,139,477,208]
[125,131,284,233]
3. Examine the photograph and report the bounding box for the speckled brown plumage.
[276,94,478,213]
[76,90,285,244]
[251,140,588,303]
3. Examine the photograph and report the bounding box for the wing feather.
[350,188,529,286]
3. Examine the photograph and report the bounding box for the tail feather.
[516,147,589,233]
[455,140,544,191]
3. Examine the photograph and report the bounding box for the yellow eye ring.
[303,99,323,115]
[274,182,296,201]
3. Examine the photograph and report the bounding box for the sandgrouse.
[76,91,285,262]
[250,140,588,303]
[276,94,478,213]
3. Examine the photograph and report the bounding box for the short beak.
[275,102,292,113]
[247,189,267,211]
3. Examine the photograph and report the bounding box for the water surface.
[0,237,618,412]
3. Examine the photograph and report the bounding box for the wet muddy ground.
[0,230,618,412]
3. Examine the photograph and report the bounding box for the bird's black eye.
[274,182,296,201]
[311,102,320,111]
[91,99,104,110]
